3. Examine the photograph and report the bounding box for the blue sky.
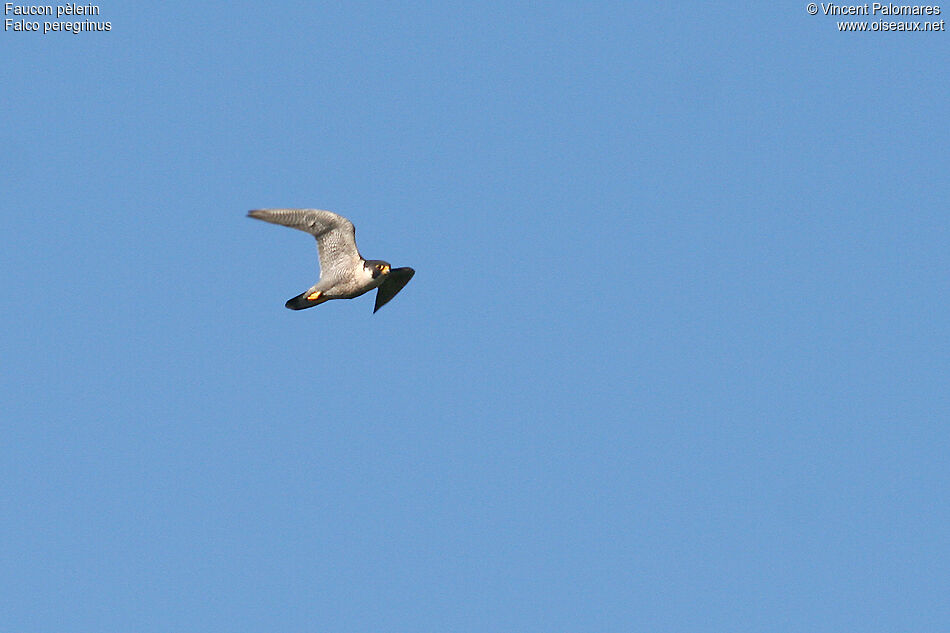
[2,2,948,631]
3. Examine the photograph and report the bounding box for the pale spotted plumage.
[248,208,415,313]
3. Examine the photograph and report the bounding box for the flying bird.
[248,209,415,313]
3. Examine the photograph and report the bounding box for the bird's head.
[367,260,392,279]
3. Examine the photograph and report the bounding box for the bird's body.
[248,209,414,312]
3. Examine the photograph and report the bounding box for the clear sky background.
[2,2,948,631]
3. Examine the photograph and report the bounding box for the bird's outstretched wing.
[374,267,415,313]
[248,209,361,280]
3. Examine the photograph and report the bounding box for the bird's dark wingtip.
[373,267,415,313]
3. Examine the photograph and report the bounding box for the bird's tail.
[285,290,330,310]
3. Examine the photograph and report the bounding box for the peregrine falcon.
[248,209,415,313]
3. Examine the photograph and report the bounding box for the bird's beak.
[383,265,391,274]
